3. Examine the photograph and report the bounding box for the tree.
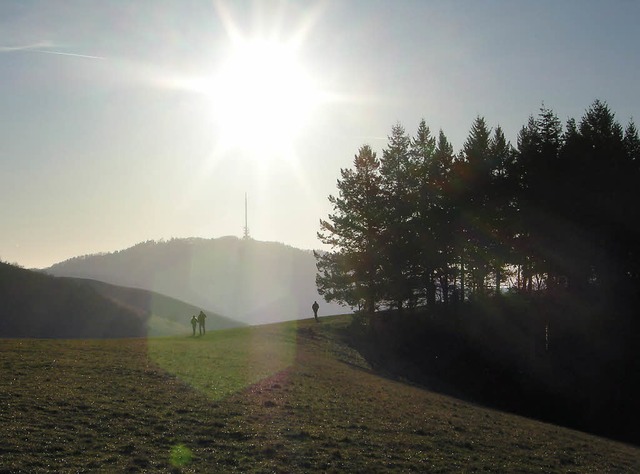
[410,123,458,307]
[458,117,493,297]
[487,126,515,296]
[622,120,640,295]
[513,106,564,293]
[563,100,626,294]
[578,101,632,296]
[623,120,640,163]
[410,119,438,307]
[431,130,457,305]
[378,124,415,311]
[513,116,538,292]
[316,145,384,314]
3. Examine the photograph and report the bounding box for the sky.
[1,0,639,269]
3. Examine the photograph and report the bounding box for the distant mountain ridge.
[45,237,346,325]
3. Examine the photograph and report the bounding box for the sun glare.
[205,38,320,161]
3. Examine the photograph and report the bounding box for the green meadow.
[1,315,639,472]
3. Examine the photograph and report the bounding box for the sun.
[205,37,321,162]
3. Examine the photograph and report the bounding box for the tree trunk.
[426,268,436,307]
[460,255,465,302]
[441,273,450,306]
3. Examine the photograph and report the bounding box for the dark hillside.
[45,237,346,325]
[0,262,145,338]
[75,278,242,335]
[347,295,640,445]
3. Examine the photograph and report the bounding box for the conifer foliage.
[316,101,640,313]
[315,145,384,313]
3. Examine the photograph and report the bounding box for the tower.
[243,193,250,239]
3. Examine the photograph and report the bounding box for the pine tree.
[410,120,438,307]
[514,116,540,292]
[574,100,625,294]
[623,120,640,162]
[431,130,456,305]
[316,145,384,313]
[487,126,515,296]
[379,124,414,311]
[622,120,640,292]
[513,107,564,292]
[459,117,493,297]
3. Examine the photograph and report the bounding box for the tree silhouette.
[514,106,564,292]
[317,99,640,313]
[410,119,439,307]
[487,126,515,296]
[316,145,384,314]
[431,130,457,305]
[458,116,494,297]
[378,124,415,311]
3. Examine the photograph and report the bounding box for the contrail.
[29,49,104,60]
[0,42,50,52]
[0,42,104,60]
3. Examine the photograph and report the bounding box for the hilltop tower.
[243,193,251,239]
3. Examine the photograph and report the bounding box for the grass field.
[1,315,639,472]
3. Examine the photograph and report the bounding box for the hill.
[45,237,347,325]
[1,315,638,472]
[0,261,238,338]
[0,261,145,338]
[70,278,242,336]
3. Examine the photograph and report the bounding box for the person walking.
[312,301,319,322]
[197,311,207,335]
[190,315,198,336]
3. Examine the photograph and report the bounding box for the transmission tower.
[243,193,250,239]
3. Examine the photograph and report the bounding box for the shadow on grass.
[146,322,298,401]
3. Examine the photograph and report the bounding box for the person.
[190,315,197,336]
[197,310,207,335]
[312,301,319,322]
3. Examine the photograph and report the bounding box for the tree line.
[316,100,640,315]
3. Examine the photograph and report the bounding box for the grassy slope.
[73,278,242,336]
[1,315,639,473]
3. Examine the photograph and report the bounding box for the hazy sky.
[1,0,639,269]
